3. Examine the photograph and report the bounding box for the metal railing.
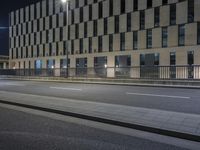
[0,65,200,80]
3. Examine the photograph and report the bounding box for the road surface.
[0,79,200,114]
[0,106,192,150]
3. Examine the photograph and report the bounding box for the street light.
[61,0,69,78]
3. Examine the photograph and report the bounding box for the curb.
[2,77,200,89]
[0,99,199,142]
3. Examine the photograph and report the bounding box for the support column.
[3,62,7,69]
[107,55,115,78]
[131,53,140,78]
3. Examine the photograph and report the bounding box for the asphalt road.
[0,106,191,150]
[0,79,200,114]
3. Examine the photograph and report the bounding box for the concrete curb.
[2,77,200,89]
[0,99,200,142]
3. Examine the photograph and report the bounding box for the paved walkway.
[0,91,200,141]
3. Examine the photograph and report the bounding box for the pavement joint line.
[126,92,191,99]
[50,86,82,91]
[0,99,200,143]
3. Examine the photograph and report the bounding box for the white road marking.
[50,86,82,91]
[126,92,190,99]
[3,83,25,86]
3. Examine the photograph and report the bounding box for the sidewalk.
[0,90,200,142]
[2,76,200,89]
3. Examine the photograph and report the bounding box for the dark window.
[89,37,92,53]
[127,13,131,32]
[178,25,185,46]
[40,2,42,18]
[98,36,103,52]
[68,26,70,40]
[49,43,52,56]
[140,10,145,30]
[56,42,59,56]
[104,18,108,35]
[170,52,176,65]
[154,7,160,27]
[94,0,97,3]
[170,4,176,25]
[34,4,37,19]
[188,0,194,23]
[64,12,67,26]
[188,51,194,65]
[93,20,97,36]
[99,2,103,18]
[109,34,113,52]
[60,27,63,41]
[133,0,138,11]
[71,40,74,54]
[121,0,125,14]
[37,20,40,31]
[162,27,168,48]
[63,41,67,55]
[162,0,168,5]
[46,0,49,16]
[53,29,55,42]
[80,39,83,54]
[37,45,39,57]
[133,31,138,50]
[198,23,200,44]
[84,22,87,38]
[56,14,59,27]
[115,16,119,33]
[75,0,79,8]
[109,0,113,16]
[40,31,42,44]
[72,10,74,24]
[34,33,37,45]
[120,33,125,51]
[53,0,55,14]
[75,24,79,39]
[147,0,152,8]
[49,16,52,29]
[84,0,88,5]
[43,18,46,30]
[147,29,152,49]
[46,30,49,43]
[89,5,92,21]
[80,7,83,22]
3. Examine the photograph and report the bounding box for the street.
[0,79,200,114]
[0,106,192,150]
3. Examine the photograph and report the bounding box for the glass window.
[75,24,79,39]
[127,13,131,32]
[140,10,145,30]
[133,0,138,11]
[104,18,108,35]
[98,36,103,52]
[133,31,138,50]
[109,0,113,16]
[147,29,152,49]
[154,7,160,27]
[178,25,185,46]
[47,59,55,69]
[188,0,194,23]
[89,5,92,21]
[80,7,83,22]
[89,37,92,53]
[115,16,119,33]
[120,33,125,51]
[162,0,168,5]
[109,34,113,52]
[170,52,176,65]
[84,22,87,38]
[198,23,200,44]
[121,0,125,14]
[170,4,176,25]
[80,39,83,54]
[99,2,103,18]
[75,0,79,8]
[147,0,152,8]
[188,51,194,65]
[162,27,168,48]
[93,20,97,36]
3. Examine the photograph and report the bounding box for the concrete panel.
[168,25,178,47]
[176,1,187,25]
[145,8,154,29]
[138,30,146,49]
[152,28,162,48]
[160,5,170,27]
[185,23,197,46]
[132,12,139,31]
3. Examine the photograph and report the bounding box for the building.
[0,55,9,69]
[9,0,200,78]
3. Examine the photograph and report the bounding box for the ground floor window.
[115,55,131,78]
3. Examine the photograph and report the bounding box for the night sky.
[0,0,41,55]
